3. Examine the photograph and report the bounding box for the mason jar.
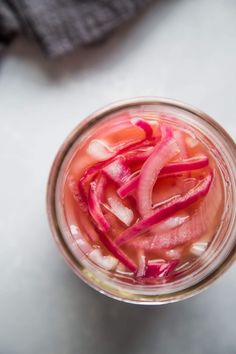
[47,97,236,304]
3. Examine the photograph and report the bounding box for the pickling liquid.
[62,110,225,283]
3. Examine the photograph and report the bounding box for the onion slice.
[96,228,137,272]
[145,260,179,278]
[115,173,213,246]
[117,175,139,199]
[107,195,134,226]
[118,156,208,199]
[78,139,157,204]
[131,117,153,140]
[88,181,110,232]
[160,155,209,174]
[137,126,180,216]
[103,157,131,185]
[136,250,146,277]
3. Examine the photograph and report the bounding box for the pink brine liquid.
[62,110,225,284]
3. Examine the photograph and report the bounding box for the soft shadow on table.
[54,261,199,354]
[0,0,177,82]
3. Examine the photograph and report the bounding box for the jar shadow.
[61,266,196,354]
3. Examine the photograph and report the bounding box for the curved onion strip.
[138,126,179,216]
[96,228,137,272]
[145,260,179,278]
[107,196,134,226]
[160,155,209,174]
[130,171,220,251]
[136,250,146,277]
[78,139,157,204]
[131,117,153,140]
[118,156,207,199]
[88,181,110,232]
[117,175,139,199]
[115,173,213,246]
[103,157,131,185]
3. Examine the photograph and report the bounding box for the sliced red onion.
[88,181,110,232]
[131,117,153,140]
[119,156,207,199]
[88,248,118,270]
[136,250,146,277]
[137,126,180,216]
[87,139,114,161]
[103,157,131,185]
[115,173,213,246]
[96,228,137,272]
[117,175,139,199]
[160,155,209,174]
[107,196,134,226]
[145,260,179,278]
[151,211,189,234]
[190,242,208,256]
[130,171,220,250]
[96,173,107,202]
[78,139,157,204]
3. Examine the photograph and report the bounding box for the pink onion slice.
[117,175,139,199]
[136,250,146,277]
[118,155,204,199]
[137,126,180,216]
[96,173,107,202]
[78,139,157,204]
[96,228,137,272]
[88,181,110,232]
[160,155,209,174]
[151,211,189,234]
[131,117,153,140]
[103,157,131,185]
[130,171,220,251]
[145,260,179,278]
[107,195,134,226]
[115,173,213,246]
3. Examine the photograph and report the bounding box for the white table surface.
[0,1,236,353]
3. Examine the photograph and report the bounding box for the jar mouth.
[47,97,236,304]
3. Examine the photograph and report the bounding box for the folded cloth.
[0,0,152,57]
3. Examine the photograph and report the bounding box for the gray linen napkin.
[0,0,152,57]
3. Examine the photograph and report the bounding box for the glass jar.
[47,97,236,304]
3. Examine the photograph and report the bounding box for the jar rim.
[47,97,236,304]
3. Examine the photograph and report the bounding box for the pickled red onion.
[145,260,179,278]
[115,173,213,246]
[137,127,179,216]
[88,181,110,232]
[96,228,137,272]
[130,172,220,250]
[103,157,131,185]
[118,155,207,199]
[131,117,153,140]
